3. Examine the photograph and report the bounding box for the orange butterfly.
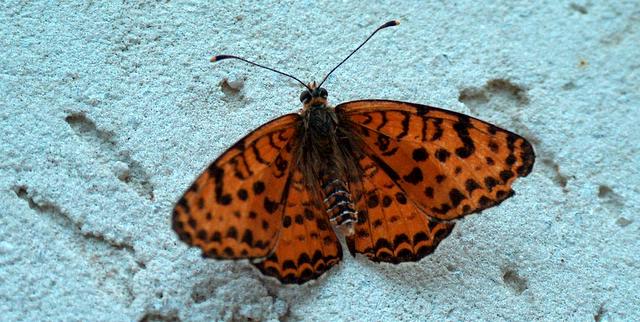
[172,20,535,284]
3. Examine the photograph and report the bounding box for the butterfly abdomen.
[322,178,357,226]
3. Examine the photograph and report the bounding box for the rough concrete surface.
[1,1,639,321]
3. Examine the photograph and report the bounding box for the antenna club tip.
[381,20,400,29]
[211,55,231,63]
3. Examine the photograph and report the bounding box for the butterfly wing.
[172,114,301,260]
[347,150,456,262]
[252,168,342,284]
[337,100,534,221]
[336,100,534,261]
[172,113,342,284]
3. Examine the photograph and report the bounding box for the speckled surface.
[1,1,639,321]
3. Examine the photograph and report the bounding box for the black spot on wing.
[500,170,514,183]
[435,149,450,162]
[253,181,265,195]
[403,167,424,185]
[465,179,481,194]
[484,176,498,192]
[264,197,279,214]
[412,147,428,161]
[449,189,466,207]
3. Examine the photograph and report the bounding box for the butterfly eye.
[319,88,328,98]
[300,91,312,103]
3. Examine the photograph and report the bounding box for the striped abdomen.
[322,178,357,226]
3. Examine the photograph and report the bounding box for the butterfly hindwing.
[172,114,300,260]
[337,100,535,221]
[346,151,456,262]
[252,169,342,284]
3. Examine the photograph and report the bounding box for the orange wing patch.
[346,152,455,262]
[253,169,342,284]
[337,100,534,221]
[172,114,300,260]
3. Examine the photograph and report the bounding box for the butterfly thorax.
[298,88,359,234]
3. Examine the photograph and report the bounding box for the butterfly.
[172,20,535,284]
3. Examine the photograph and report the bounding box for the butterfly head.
[300,81,328,107]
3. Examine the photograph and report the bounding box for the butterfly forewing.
[172,114,301,260]
[337,100,535,222]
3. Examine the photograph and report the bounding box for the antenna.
[318,20,399,87]
[211,20,400,91]
[211,55,311,91]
